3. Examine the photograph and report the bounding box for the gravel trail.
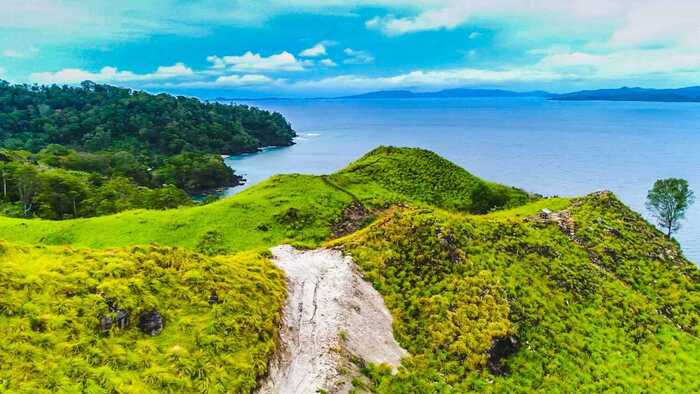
[258,245,406,394]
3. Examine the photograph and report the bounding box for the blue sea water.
[224,98,700,262]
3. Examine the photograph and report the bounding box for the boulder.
[487,335,519,376]
[99,316,113,336]
[138,310,164,336]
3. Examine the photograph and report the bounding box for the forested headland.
[0,80,296,219]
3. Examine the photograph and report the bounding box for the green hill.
[334,192,700,392]
[0,147,528,251]
[0,147,698,393]
[0,242,285,393]
[332,146,531,212]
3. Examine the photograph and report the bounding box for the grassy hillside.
[0,147,698,393]
[332,192,700,392]
[0,242,285,393]
[0,147,527,251]
[332,146,531,212]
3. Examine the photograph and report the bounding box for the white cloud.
[216,74,273,86]
[157,74,278,89]
[290,67,562,94]
[206,51,305,72]
[154,63,194,77]
[320,58,337,67]
[300,42,328,57]
[535,48,700,79]
[468,32,481,39]
[343,48,374,64]
[361,0,700,52]
[29,63,194,84]
[2,47,39,59]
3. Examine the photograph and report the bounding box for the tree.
[36,170,89,219]
[0,162,8,199]
[12,163,41,216]
[646,178,695,238]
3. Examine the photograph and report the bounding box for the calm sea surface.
[223,98,700,262]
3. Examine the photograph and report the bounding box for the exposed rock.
[487,335,519,376]
[99,316,113,336]
[209,291,219,305]
[436,227,463,263]
[138,310,164,336]
[540,208,552,219]
[115,310,130,329]
[333,201,373,238]
[258,245,407,394]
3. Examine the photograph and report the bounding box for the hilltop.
[0,147,698,393]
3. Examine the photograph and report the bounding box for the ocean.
[223,97,700,262]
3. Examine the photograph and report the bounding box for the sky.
[2,0,700,97]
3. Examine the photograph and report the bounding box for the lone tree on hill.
[646,178,695,238]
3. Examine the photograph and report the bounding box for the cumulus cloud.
[343,48,374,64]
[29,63,194,84]
[300,42,330,57]
[320,59,337,67]
[206,51,305,72]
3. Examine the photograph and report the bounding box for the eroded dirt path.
[258,245,406,394]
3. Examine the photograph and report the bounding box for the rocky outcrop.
[258,245,407,394]
[138,310,164,336]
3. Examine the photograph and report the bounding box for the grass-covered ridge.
[0,242,286,393]
[332,192,700,392]
[332,146,531,212]
[0,147,530,251]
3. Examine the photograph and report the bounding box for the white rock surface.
[258,245,407,394]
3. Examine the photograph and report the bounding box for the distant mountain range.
[217,86,700,103]
[550,86,700,103]
[337,88,553,99]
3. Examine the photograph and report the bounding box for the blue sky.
[2,0,700,97]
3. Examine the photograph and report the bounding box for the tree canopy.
[0,80,295,159]
[646,178,695,237]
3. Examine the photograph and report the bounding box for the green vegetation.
[333,192,700,392]
[0,147,525,250]
[646,177,695,237]
[0,81,296,194]
[0,147,194,219]
[0,242,286,393]
[0,81,294,156]
[0,146,698,393]
[331,146,531,213]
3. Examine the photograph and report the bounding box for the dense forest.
[0,80,296,219]
[0,147,202,219]
[0,80,295,157]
